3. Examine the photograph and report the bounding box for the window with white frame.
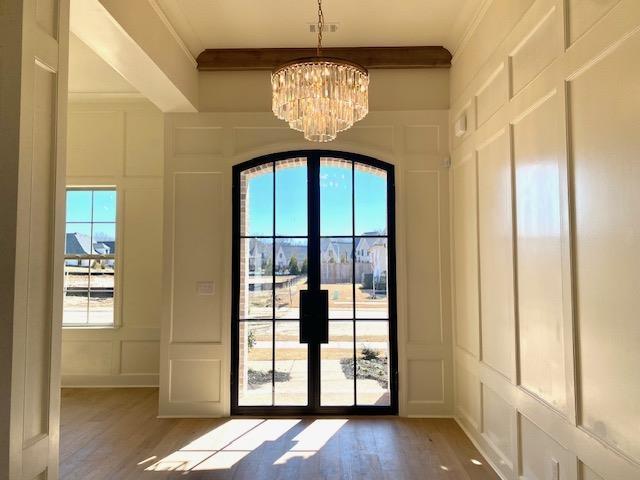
[63,188,117,326]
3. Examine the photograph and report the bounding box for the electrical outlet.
[196,281,215,296]
[309,23,338,33]
[551,459,560,480]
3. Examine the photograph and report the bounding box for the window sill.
[62,324,120,330]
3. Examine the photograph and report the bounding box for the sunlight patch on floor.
[181,419,264,451]
[192,451,251,471]
[273,451,315,465]
[289,419,348,451]
[145,418,346,472]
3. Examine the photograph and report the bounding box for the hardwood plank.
[59,388,499,480]
[196,46,452,71]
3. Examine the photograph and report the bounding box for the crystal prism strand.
[291,68,301,130]
[271,60,368,141]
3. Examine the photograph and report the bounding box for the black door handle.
[300,289,329,344]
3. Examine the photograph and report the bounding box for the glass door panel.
[320,158,352,236]
[276,159,307,236]
[274,321,308,405]
[320,321,355,406]
[356,321,391,406]
[275,239,307,319]
[238,321,273,406]
[354,164,387,235]
[239,238,273,319]
[355,237,389,319]
[241,163,273,237]
[321,237,353,319]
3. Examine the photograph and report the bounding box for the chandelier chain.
[316,0,324,56]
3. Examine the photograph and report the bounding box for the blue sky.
[244,163,387,237]
[66,190,116,242]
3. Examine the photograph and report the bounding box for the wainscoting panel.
[477,128,515,381]
[512,90,567,415]
[452,156,480,358]
[569,28,640,463]
[171,172,224,344]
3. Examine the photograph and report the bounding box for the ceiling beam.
[197,46,451,71]
[71,0,198,112]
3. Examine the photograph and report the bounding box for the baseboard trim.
[455,416,510,480]
[63,384,160,388]
[406,414,455,418]
[156,414,226,419]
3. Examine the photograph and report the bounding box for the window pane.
[276,159,307,236]
[274,321,308,406]
[88,265,114,325]
[238,321,273,406]
[63,264,89,325]
[321,321,354,406]
[320,158,352,236]
[66,190,92,222]
[275,239,307,319]
[240,238,273,319]
[354,164,387,235]
[356,321,390,406]
[65,223,92,255]
[92,222,115,244]
[321,237,353,319]
[92,190,117,222]
[241,163,273,236]
[92,223,116,260]
[355,237,388,319]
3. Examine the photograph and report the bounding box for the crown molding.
[450,0,495,64]
[147,0,198,68]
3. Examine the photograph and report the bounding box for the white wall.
[62,98,164,387]
[158,69,454,417]
[449,1,640,479]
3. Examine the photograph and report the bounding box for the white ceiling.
[68,32,137,94]
[155,0,485,56]
[68,1,483,95]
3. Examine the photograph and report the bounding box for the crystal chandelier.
[271,0,369,142]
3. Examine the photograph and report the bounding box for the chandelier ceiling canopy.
[271,0,370,142]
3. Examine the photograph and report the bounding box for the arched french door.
[232,151,397,414]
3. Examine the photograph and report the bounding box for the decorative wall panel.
[513,92,567,414]
[452,157,479,357]
[569,31,640,462]
[405,171,442,345]
[509,6,561,95]
[477,129,515,379]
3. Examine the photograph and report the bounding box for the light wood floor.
[60,388,499,480]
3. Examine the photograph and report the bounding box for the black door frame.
[231,150,398,415]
